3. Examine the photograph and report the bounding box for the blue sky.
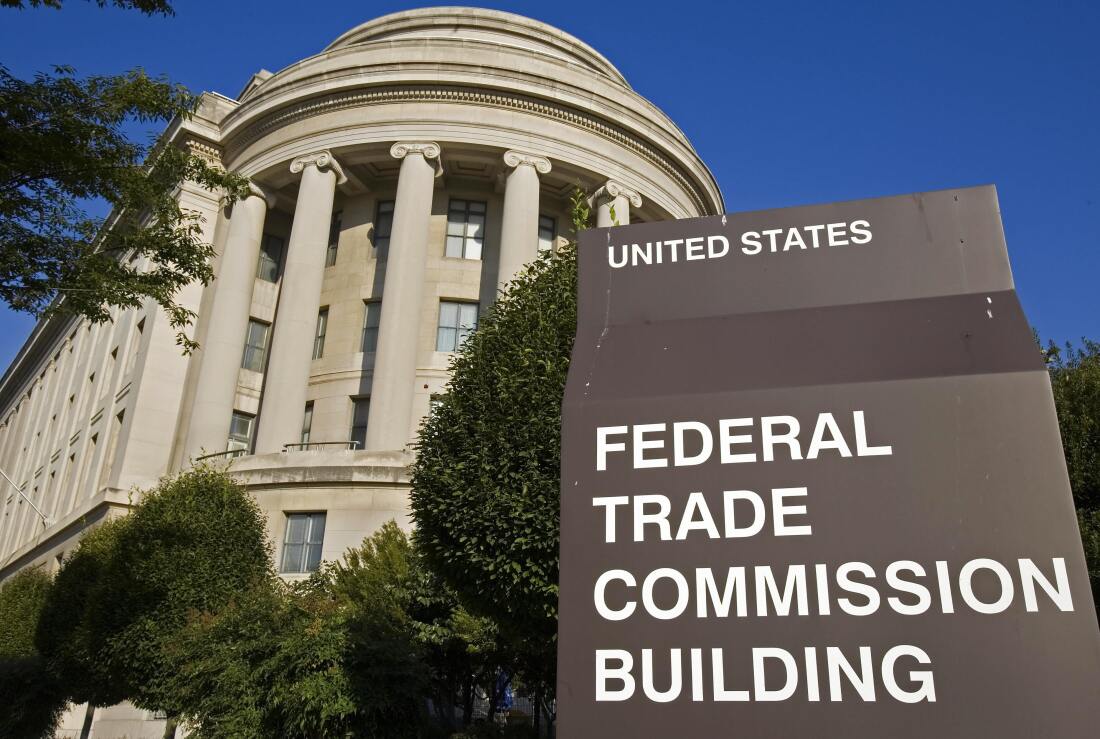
[1,0,1097,368]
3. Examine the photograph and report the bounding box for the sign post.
[558,186,1100,737]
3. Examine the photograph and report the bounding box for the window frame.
[349,396,370,450]
[241,318,270,373]
[373,200,395,255]
[301,401,314,444]
[445,199,487,260]
[257,233,285,282]
[538,214,556,253]
[313,307,329,360]
[280,511,326,574]
[360,300,382,353]
[227,411,255,453]
[436,300,479,352]
[325,211,342,267]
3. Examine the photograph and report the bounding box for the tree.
[1046,339,1100,611]
[36,517,131,708]
[2,0,249,350]
[332,521,511,732]
[411,239,579,694]
[1048,339,1100,510]
[0,567,67,738]
[37,467,273,736]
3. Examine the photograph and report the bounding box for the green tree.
[37,467,272,735]
[1048,340,1100,510]
[0,567,67,738]
[1047,339,1100,611]
[332,521,509,732]
[2,0,249,350]
[0,565,53,657]
[411,239,579,694]
[36,518,131,708]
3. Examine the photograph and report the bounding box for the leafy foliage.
[0,653,67,738]
[36,467,272,717]
[1,0,173,13]
[0,567,66,739]
[96,466,273,713]
[166,576,363,738]
[168,521,504,737]
[0,565,52,658]
[411,241,579,690]
[36,517,131,706]
[1048,340,1100,510]
[1047,339,1100,616]
[0,63,248,350]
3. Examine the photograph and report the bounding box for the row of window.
[240,299,478,373]
[255,200,557,282]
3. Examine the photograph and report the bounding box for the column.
[594,180,643,227]
[182,183,273,460]
[497,150,551,288]
[363,142,442,452]
[253,151,346,453]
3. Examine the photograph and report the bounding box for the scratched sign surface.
[557,186,1100,737]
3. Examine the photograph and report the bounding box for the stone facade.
[0,7,721,736]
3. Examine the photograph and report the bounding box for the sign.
[557,186,1100,737]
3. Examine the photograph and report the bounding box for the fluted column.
[498,150,551,288]
[364,142,442,452]
[183,183,273,459]
[254,151,346,453]
[594,180,643,227]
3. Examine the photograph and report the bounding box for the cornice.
[225,84,714,216]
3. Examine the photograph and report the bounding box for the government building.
[0,7,721,736]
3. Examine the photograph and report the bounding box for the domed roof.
[324,6,629,86]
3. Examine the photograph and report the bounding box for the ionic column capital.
[391,141,443,177]
[503,150,552,174]
[246,181,277,209]
[594,180,643,208]
[289,150,347,184]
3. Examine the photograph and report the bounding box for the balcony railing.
[194,449,248,462]
[282,441,361,452]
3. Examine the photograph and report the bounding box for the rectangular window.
[445,199,486,260]
[300,401,313,444]
[361,301,381,353]
[241,319,270,372]
[374,200,395,255]
[257,234,285,282]
[227,411,254,453]
[280,512,326,574]
[325,211,342,267]
[436,301,479,352]
[312,308,329,360]
[538,215,556,252]
[349,397,369,449]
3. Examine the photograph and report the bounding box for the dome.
[325,6,630,86]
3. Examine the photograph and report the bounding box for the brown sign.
[558,186,1100,737]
